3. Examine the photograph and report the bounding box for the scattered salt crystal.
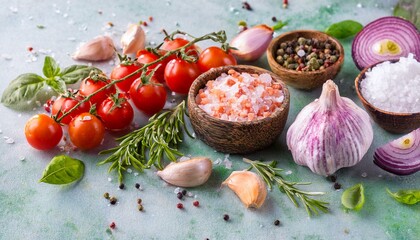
[361,172,368,178]
[127,168,132,173]
[134,172,139,176]
[0,130,2,134]
[149,41,156,46]
[4,137,15,144]
[214,158,222,165]
[1,54,12,60]
[108,177,112,182]
[55,9,61,14]
[297,49,306,57]
[166,0,171,6]
[285,170,293,175]
[378,174,383,178]
[187,192,194,197]
[63,13,68,18]
[192,132,196,138]
[174,187,181,194]
[19,156,25,161]
[356,3,363,8]
[17,114,21,118]
[9,6,18,13]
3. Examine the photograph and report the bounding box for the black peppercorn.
[103,192,110,199]
[274,219,281,226]
[223,214,230,221]
[135,183,140,189]
[110,196,117,205]
[119,183,125,190]
[182,189,187,196]
[177,192,183,200]
[334,182,342,190]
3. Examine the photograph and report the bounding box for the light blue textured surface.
[0,0,419,239]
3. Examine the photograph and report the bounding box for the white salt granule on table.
[360,54,420,113]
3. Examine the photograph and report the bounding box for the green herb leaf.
[46,78,67,94]
[39,155,85,185]
[1,73,45,107]
[325,20,363,39]
[341,183,365,211]
[394,0,420,29]
[386,188,420,205]
[60,65,98,84]
[272,20,288,31]
[43,56,61,78]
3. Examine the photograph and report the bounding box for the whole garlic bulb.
[287,80,373,176]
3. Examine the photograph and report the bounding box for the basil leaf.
[341,183,365,211]
[60,65,98,84]
[1,73,45,107]
[387,188,420,205]
[46,78,66,94]
[394,0,420,29]
[42,56,61,78]
[325,20,363,39]
[272,20,288,31]
[39,155,85,185]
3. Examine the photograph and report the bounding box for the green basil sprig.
[1,56,97,108]
[325,20,363,39]
[39,155,85,185]
[387,188,420,205]
[341,183,365,211]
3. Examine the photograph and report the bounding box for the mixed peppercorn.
[275,37,340,71]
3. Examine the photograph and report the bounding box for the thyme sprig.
[244,158,329,216]
[98,101,193,183]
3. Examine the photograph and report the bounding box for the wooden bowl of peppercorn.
[188,65,290,154]
[267,30,344,90]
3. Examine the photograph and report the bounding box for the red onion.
[352,16,420,70]
[374,128,420,175]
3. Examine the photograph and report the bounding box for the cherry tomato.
[68,113,105,150]
[129,78,167,115]
[97,95,134,131]
[160,38,198,55]
[110,63,142,92]
[136,50,168,83]
[197,46,237,72]
[164,59,201,94]
[78,76,116,106]
[24,114,63,150]
[51,95,90,125]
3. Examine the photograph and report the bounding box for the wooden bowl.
[187,65,290,154]
[267,30,344,90]
[355,61,420,134]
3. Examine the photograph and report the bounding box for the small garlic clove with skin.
[121,24,146,55]
[230,24,274,61]
[287,80,373,176]
[222,170,267,208]
[73,36,115,61]
[157,157,212,187]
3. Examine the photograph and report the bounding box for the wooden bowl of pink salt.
[355,54,420,133]
[187,65,290,154]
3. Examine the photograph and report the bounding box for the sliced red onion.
[374,128,420,175]
[352,16,420,70]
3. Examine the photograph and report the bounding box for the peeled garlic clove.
[287,80,373,176]
[73,36,115,61]
[230,24,273,61]
[121,24,146,55]
[157,157,212,187]
[222,171,267,208]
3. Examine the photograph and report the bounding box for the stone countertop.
[0,0,418,239]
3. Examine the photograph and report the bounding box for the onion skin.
[230,24,273,61]
[374,128,420,175]
[352,16,420,70]
[287,80,373,176]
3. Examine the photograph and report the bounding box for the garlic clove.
[287,80,373,176]
[222,170,267,208]
[73,35,115,61]
[157,157,212,187]
[121,24,146,55]
[230,24,273,61]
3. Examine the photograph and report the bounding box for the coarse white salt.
[360,54,420,113]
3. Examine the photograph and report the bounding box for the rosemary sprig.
[244,158,329,216]
[98,101,193,183]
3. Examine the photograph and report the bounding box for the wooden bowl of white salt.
[355,56,420,133]
[188,65,290,154]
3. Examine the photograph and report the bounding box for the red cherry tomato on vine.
[78,76,116,106]
[164,59,201,94]
[24,114,63,150]
[136,50,167,83]
[161,38,198,56]
[129,77,167,115]
[51,95,90,125]
[97,95,134,131]
[197,46,237,72]
[68,113,105,150]
[110,63,142,92]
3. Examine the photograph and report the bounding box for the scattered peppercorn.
[137,198,142,204]
[103,192,110,199]
[272,16,277,22]
[327,175,337,182]
[283,0,288,9]
[135,183,140,189]
[177,192,183,200]
[109,222,116,229]
[242,1,252,10]
[27,47,33,52]
[148,16,153,22]
[334,182,342,190]
[223,214,230,221]
[119,183,125,190]
[274,219,281,226]
[193,200,200,207]
[182,190,187,196]
[138,204,144,211]
[107,22,114,27]
[109,196,117,205]
[177,203,184,209]
[142,21,148,27]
